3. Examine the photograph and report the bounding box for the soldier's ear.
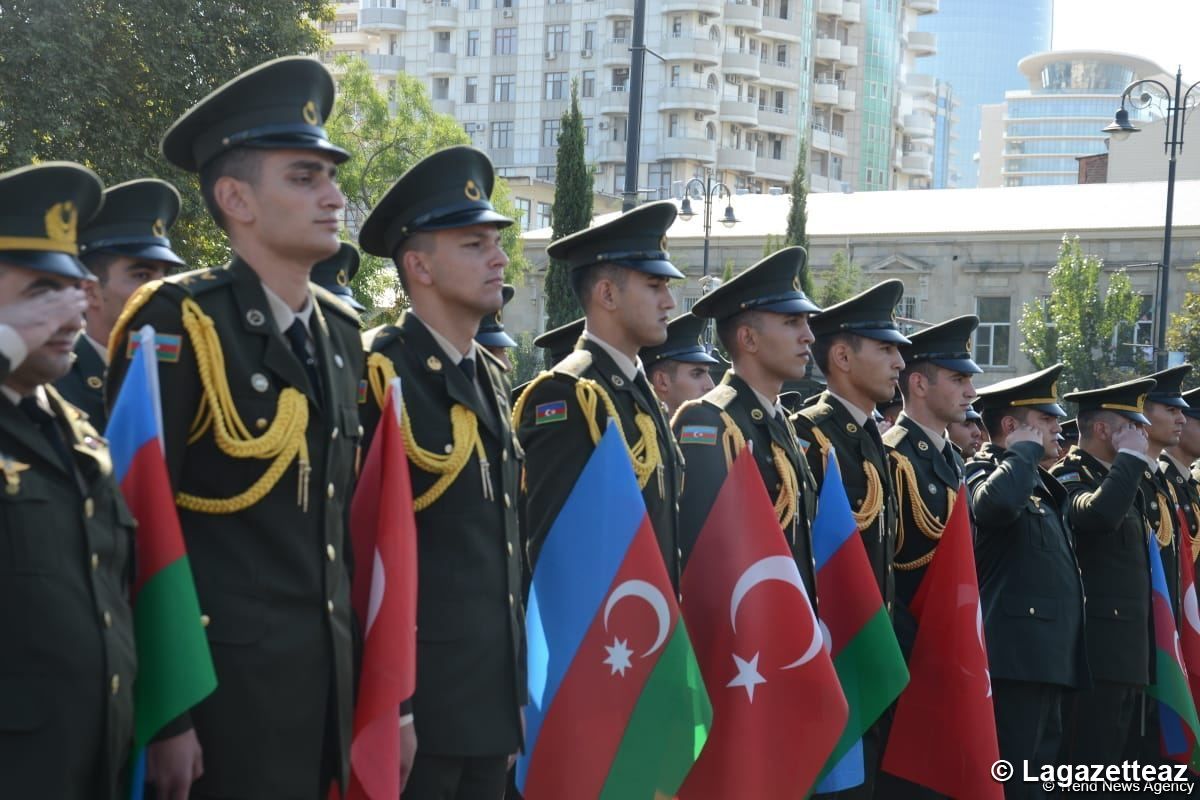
[736,322,758,355]
[212,175,254,226]
[402,247,435,289]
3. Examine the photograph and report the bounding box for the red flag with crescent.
[678,450,848,800]
[1177,508,1200,713]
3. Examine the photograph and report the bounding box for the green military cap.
[534,317,585,366]
[359,146,512,259]
[162,56,349,173]
[640,313,719,367]
[0,162,103,280]
[311,242,363,312]
[810,279,911,345]
[1064,376,1157,425]
[976,363,1067,418]
[1061,418,1079,445]
[1139,364,1192,409]
[1182,388,1200,420]
[476,284,518,349]
[546,201,684,279]
[876,385,903,416]
[965,405,983,423]
[901,315,982,375]
[79,179,186,267]
[690,246,820,320]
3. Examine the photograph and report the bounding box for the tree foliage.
[815,250,861,307]
[1167,261,1200,379]
[1018,236,1144,395]
[544,81,592,329]
[0,0,335,269]
[784,137,815,296]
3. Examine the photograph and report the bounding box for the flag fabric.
[1176,507,1200,721]
[811,450,908,791]
[677,450,847,800]
[518,423,711,799]
[108,325,216,797]
[881,488,1002,799]
[1148,523,1200,770]
[345,378,419,800]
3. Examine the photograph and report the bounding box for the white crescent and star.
[730,555,822,671]
[601,579,671,677]
[1185,584,1200,637]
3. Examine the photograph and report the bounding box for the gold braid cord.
[890,452,956,571]
[366,352,488,511]
[175,298,311,515]
[713,411,796,528]
[1155,490,1175,548]
[810,425,883,531]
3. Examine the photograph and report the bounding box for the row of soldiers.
[3,52,1199,800]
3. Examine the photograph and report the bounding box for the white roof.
[523,180,1200,242]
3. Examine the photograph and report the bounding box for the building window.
[491,121,515,149]
[432,77,450,100]
[468,0,480,8]
[464,76,478,103]
[536,165,557,181]
[545,24,569,53]
[613,164,626,194]
[466,30,480,56]
[536,202,552,229]
[612,67,630,91]
[583,22,597,51]
[975,297,1011,367]
[583,117,593,144]
[582,70,596,97]
[1116,295,1155,366]
[898,295,917,321]
[670,65,681,86]
[612,19,630,40]
[542,118,561,147]
[776,44,788,65]
[434,31,451,54]
[515,197,532,231]
[499,0,513,7]
[647,162,671,200]
[545,71,568,100]
[494,27,517,55]
[493,74,515,102]
[668,113,680,137]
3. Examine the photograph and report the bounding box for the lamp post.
[1104,67,1200,370]
[677,173,738,278]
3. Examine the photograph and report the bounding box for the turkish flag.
[1177,508,1200,711]
[346,379,419,800]
[882,487,1002,799]
[678,450,848,800]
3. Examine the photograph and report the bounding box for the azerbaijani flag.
[518,423,711,799]
[108,325,216,796]
[1177,508,1200,772]
[811,450,908,791]
[1147,530,1200,769]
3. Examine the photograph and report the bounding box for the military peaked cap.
[311,242,363,312]
[476,284,518,349]
[640,313,719,366]
[1139,364,1192,409]
[976,363,1067,418]
[901,315,982,375]
[546,201,684,279]
[1064,376,1158,425]
[79,179,185,267]
[691,246,820,320]
[0,162,103,280]
[810,279,911,344]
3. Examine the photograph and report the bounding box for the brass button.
[508,593,515,607]
[502,450,509,462]
[255,418,269,430]
[506,542,514,557]
[84,498,95,518]
[504,492,511,508]
[358,425,364,437]
[1113,608,1119,616]
[111,674,121,695]
[201,614,211,628]
[90,553,99,570]
[676,548,683,561]
[326,544,336,561]
[331,427,340,440]
[1028,607,1035,615]
[327,600,335,615]
[327,483,335,499]
[103,610,113,628]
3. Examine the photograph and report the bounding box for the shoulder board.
[312,284,361,326]
[706,383,738,411]
[478,345,510,373]
[365,324,401,352]
[882,424,907,448]
[798,400,834,425]
[670,397,704,428]
[166,266,233,296]
[552,349,593,379]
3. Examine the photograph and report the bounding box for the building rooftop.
[523,180,1200,243]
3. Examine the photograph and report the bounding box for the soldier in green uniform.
[968,364,1088,799]
[533,317,584,368]
[0,162,137,799]
[311,241,366,314]
[792,279,908,800]
[358,145,525,800]
[515,201,685,586]
[105,57,362,799]
[1052,378,1157,766]
[948,405,985,459]
[672,247,820,586]
[641,311,718,419]
[475,283,518,369]
[1164,387,1200,568]
[56,179,186,431]
[876,386,903,433]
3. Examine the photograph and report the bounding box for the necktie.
[285,319,322,397]
[459,356,477,383]
[864,416,885,453]
[19,396,72,472]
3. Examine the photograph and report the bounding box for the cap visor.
[613,258,685,279]
[476,331,518,348]
[757,297,823,315]
[1116,409,1151,425]
[928,357,984,375]
[852,328,912,345]
[422,209,515,231]
[243,135,350,164]
[668,350,720,365]
[1148,395,1189,409]
[108,243,187,267]
[0,251,96,281]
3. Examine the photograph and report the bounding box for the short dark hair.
[80,251,123,286]
[811,332,863,374]
[571,262,629,311]
[715,310,764,358]
[199,148,264,231]
[647,359,681,382]
[393,231,435,294]
[897,360,940,400]
[1076,409,1120,442]
[982,405,1036,439]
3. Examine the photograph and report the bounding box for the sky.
[1053,0,1200,82]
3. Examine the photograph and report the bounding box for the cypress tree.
[544,80,592,328]
[785,138,815,296]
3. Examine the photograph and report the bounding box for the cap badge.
[464,179,483,201]
[793,274,802,292]
[659,234,669,252]
[964,337,972,354]
[336,269,348,287]
[1136,393,1148,410]
[152,218,167,238]
[302,100,320,126]
[45,201,77,247]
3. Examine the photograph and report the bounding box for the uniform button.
[326,544,336,561]
[506,542,514,557]
[508,593,515,608]
[103,610,113,628]
[676,548,683,561]
[1113,608,1119,616]
[888,564,894,573]
[90,553,99,570]
[358,425,364,437]
[201,614,211,628]
[886,601,893,613]
[327,600,335,615]
[111,674,120,695]
[327,483,335,499]
[504,492,511,508]
[255,418,269,430]
[84,498,95,518]
[331,427,340,440]
[1028,607,1035,615]
[502,450,509,462]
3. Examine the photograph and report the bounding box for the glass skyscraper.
[916,0,1053,187]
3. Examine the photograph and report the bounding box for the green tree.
[544,81,592,328]
[325,56,527,323]
[1018,236,1144,395]
[721,258,735,283]
[815,250,861,307]
[1167,261,1200,376]
[0,0,335,269]
[784,137,815,296]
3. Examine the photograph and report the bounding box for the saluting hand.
[1006,423,1043,449]
[0,287,87,351]
[147,728,204,800]
[1111,423,1149,456]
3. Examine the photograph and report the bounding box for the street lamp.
[1105,67,1200,369]
[677,173,738,278]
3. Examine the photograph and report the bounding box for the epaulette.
[881,424,907,448]
[551,349,593,379]
[365,324,401,352]
[312,283,361,326]
[797,398,834,425]
[705,384,738,411]
[167,266,233,296]
[478,345,510,373]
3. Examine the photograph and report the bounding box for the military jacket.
[1051,446,1152,685]
[361,312,525,757]
[883,414,964,653]
[1142,466,1182,621]
[0,385,136,799]
[792,391,898,610]
[54,336,107,432]
[105,258,362,796]
[968,441,1089,689]
[672,373,818,606]
[1162,453,1200,569]
[516,339,683,588]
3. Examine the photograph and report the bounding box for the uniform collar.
[0,384,51,414]
[827,389,871,426]
[582,329,643,382]
[407,310,477,366]
[1163,450,1193,477]
[739,375,781,420]
[904,413,947,453]
[261,280,314,334]
[85,333,108,364]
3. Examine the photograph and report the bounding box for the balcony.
[724,0,764,30]
[663,0,722,13]
[905,72,936,97]
[758,59,799,85]
[837,88,856,111]
[902,151,933,177]
[809,174,832,192]
[720,98,759,126]
[838,44,858,67]
[658,135,717,163]
[829,129,848,155]
[598,138,628,163]
[816,0,842,15]
[429,2,458,28]
[756,105,793,133]
[904,112,935,139]
[604,0,635,16]
[358,7,406,31]
[362,53,405,74]
[660,34,722,64]
[814,37,841,62]
[907,0,939,12]
[908,30,936,56]
[756,156,793,183]
[813,81,839,105]
[842,0,861,22]
[603,38,632,66]
[598,87,631,115]
[810,125,831,152]
[432,98,455,116]
[722,50,761,79]
[428,51,456,74]
[657,83,720,114]
[718,146,757,173]
[330,29,371,49]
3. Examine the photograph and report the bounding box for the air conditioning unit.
[545,51,557,60]
[581,48,593,58]
[598,121,610,129]
[693,112,705,121]
[501,7,513,16]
